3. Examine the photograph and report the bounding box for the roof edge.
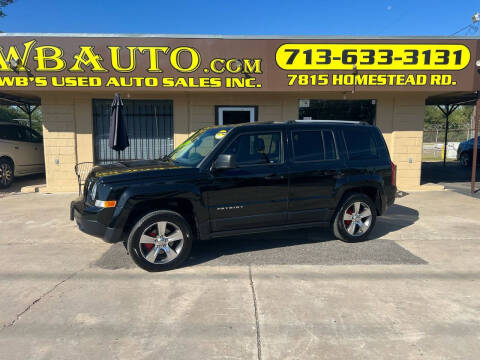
[0,32,479,40]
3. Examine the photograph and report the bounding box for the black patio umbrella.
[109,93,129,154]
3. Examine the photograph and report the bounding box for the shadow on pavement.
[94,203,422,270]
[421,161,480,197]
[0,173,45,196]
[421,161,478,185]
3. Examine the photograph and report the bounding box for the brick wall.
[41,92,427,192]
[381,94,426,190]
[41,94,79,192]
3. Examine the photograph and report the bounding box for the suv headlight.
[87,181,98,204]
[95,199,117,208]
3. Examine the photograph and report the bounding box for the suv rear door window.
[223,132,282,166]
[343,127,385,161]
[292,130,338,162]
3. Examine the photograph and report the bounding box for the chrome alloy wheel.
[0,162,13,187]
[343,201,373,237]
[139,221,184,264]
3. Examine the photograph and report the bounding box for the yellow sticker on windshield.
[215,130,227,140]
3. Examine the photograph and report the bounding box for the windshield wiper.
[160,154,171,162]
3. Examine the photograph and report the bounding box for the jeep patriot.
[71,120,396,271]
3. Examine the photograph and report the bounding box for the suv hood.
[90,159,196,180]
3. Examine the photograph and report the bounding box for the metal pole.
[443,111,449,167]
[471,97,479,194]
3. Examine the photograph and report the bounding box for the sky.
[0,0,479,36]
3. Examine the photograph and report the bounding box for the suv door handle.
[324,170,344,178]
[264,174,285,180]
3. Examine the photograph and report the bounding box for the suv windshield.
[167,127,232,166]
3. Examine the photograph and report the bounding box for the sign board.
[0,35,478,92]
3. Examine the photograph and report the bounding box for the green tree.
[424,105,473,130]
[0,0,14,17]
[0,105,43,134]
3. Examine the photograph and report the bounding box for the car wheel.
[127,210,193,272]
[332,193,377,243]
[460,152,471,167]
[0,159,14,189]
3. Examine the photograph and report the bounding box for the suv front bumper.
[70,199,123,243]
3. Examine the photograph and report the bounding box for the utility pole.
[471,93,479,194]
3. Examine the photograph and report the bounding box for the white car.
[0,121,45,188]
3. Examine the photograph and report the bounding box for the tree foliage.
[0,0,14,17]
[424,105,473,130]
[0,105,43,134]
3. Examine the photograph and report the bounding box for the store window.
[299,100,376,124]
[216,106,257,125]
[93,99,173,162]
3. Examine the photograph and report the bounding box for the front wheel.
[0,159,14,189]
[127,210,193,272]
[331,193,377,243]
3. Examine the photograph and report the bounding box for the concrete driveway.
[0,191,479,359]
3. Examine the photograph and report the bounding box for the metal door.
[93,99,173,163]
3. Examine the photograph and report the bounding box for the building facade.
[0,34,479,192]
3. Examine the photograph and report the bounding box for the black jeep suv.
[71,121,396,271]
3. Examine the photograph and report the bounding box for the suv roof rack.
[292,120,369,125]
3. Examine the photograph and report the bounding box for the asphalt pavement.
[1,190,479,359]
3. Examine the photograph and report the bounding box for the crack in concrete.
[249,265,262,360]
[1,269,82,331]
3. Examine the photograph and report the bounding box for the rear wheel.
[0,159,14,189]
[127,210,193,272]
[332,193,377,242]
[460,152,471,167]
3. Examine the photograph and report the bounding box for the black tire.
[331,193,377,243]
[460,152,471,167]
[0,158,14,189]
[127,210,193,272]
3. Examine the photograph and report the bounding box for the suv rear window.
[343,127,386,161]
[292,130,338,162]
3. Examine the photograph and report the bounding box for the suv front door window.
[223,132,282,165]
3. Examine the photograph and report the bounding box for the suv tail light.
[391,161,397,186]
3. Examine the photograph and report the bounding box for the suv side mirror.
[212,154,237,171]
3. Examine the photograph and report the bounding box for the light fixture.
[9,57,20,73]
[475,59,480,67]
[232,59,251,79]
[473,12,480,23]
[232,59,242,69]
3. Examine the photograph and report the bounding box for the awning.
[426,92,478,106]
[0,92,41,107]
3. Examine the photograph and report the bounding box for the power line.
[450,12,480,36]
